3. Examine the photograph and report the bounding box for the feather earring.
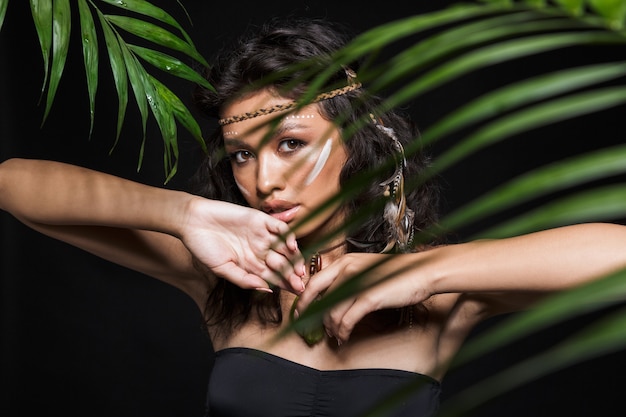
[371,115,415,253]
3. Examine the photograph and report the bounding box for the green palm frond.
[0,0,8,35]
[1,0,212,181]
[289,1,626,413]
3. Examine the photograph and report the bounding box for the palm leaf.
[104,14,208,67]
[77,0,98,138]
[42,0,70,124]
[119,45,149,170]
[440,144,626,232]
[101,0,196,45]
[127,44,213,91]
[0,0,211,181]
[589,0,626,29]
[441,300,626,416]
[419,61,626,150]
[289,0,626,412]
[425,86,626,184]
[145,75,179,182]
[0,0,8,32]
[97,8,128,147]
[475,184,626,238]
[29,0,52,101]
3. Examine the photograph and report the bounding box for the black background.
[1,1,626,416]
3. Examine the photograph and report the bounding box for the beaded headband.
[218,68,362,126]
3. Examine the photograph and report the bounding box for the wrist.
[173,193,208,239]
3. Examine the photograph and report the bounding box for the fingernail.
[255,287,274,293]
[293,309,299,319]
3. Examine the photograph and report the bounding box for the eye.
[229,150,255,164]
[278,139,305,154]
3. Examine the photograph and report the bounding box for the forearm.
[0,158,193,236]
[430,223,626,295]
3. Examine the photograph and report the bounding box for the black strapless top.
[205,347,441,417]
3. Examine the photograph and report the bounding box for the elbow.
[0,158,30,212]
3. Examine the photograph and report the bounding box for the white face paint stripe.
[304,138,332,186]
[234,178,251,197]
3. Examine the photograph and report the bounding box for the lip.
[263,201,301,223]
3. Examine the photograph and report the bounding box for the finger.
[266,219,302,257]
[269,238,291,257]
[323,299,356,343]
[284,232,299,253]
[293,254,306,278]
[212,262,273,292]
[296,268,335,311]
[333,298,375,343]
[264,251,305,293]
[265,218,293,244]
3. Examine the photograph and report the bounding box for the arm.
[0,158,304,305]
[297,223,626,342]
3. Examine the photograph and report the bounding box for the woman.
[1,18,626,417]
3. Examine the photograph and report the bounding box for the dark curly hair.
[190,17,441,335]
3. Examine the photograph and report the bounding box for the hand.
[295,252,433,343]
[181,197,305,293]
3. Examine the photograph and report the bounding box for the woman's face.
[221,90,348,240]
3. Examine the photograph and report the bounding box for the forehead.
[220,90,325,138]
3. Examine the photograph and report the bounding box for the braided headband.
[218,69,362,126]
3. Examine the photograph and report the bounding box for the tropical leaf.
[589,0,626,29]
[475,184,626,238]
[419,61,626,149]
[454,267,626,369]
[29,0,52,100]
[97,8,128,147]
[440,144,626,233]
[379,31,623,116]
[127,44,213,90]
[77,0,98,138]
[289,1,626,413]
[151,76,206,153]
[362,12,589,94]
[104,14,208,67]
[441,302,626,416]
[0,0,211,181]
[0,0,8,32]
[42,0,72,124]
[424,85,626,183]
[101,0,196,44]
[119,44,149,169]
[145,74,179,182]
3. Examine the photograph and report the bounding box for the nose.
[256,153,285,196]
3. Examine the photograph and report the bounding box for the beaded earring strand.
[370,114,415,254]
